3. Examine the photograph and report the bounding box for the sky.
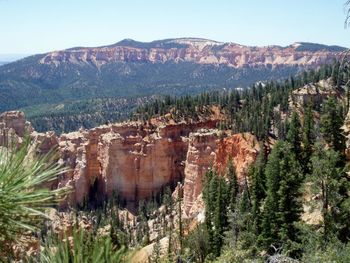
[0,0,349,58]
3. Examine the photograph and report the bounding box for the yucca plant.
[0,141,71,258]
[40,228,127,263]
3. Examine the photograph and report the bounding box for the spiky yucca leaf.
[40,228,127,263]
[0,141,71,254]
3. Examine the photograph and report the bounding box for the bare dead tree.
[345,1,350,28]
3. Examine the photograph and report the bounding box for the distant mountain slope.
[23,96,153,133]
[0,38,346,113]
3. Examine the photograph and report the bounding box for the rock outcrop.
[291,78,341,109]
[342,111,350,162]
[55,120,219,208]
[215,133,260,178]
[0,111,31,146]
[131,237,169,263]
[39,38,345,69]
[0,111,260,215]
[183,129,219,216]
[0,111,28,137]
[183,131,260,217]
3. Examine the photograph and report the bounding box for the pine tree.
[237,186,254,250]
[226,156,239,212]
[320,97,345,154]
[260,141,303,253]
[225,184,256,257]
[137,200,150,246]
[250,145,266,236]
[150,235,161,263]
[203,169,229,257]
[302,104,315,173]
[203,169,216,252]
[212,177,228,256]
[309,143,347,242]
[286,112,302,161]
[177,191,184,256]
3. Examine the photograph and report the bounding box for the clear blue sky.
[0,0,349,55]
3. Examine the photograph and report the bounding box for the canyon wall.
[0,111,259,215]
[183,131,260,217]
[50,121,209,207]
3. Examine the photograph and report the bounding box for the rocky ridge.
[39,38,345,68]
[1,38,346,117]
[0,111,259,217]
[290,78,342,109]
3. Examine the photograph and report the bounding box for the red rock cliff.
[0,111,259,215]
[53,120,218,207]
[183,131,260,217]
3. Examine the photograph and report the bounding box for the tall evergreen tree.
[286,112,302,161]
[320,97,345,154]
[237,186,254,250]
[260,141,303,254]
[203,169,215,252]
[302,104,315,173]
[212,177,228,256]
[203,170,229,257]
[249,145,267,236]
[309,143,348,242]
[226,156,239,212]
[177,192,184,256]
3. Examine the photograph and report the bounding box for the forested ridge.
[128,61,350,262]
[24,96,154,133]
[23,60,345,135]
[134,63,342,140]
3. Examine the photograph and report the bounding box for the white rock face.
[39,38,344,69]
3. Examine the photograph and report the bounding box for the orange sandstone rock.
[0,110,258,216]
[183,132,260,217]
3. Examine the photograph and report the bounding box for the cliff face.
[183,130,219,216]
[0,112,219,208]
[290,78,341,110]
[342,111,350,162]
[0,111,31,146]
[183,131,260,217]
[0,111,260,215]
[0,111,27,137]
[215,133,260,178]
[39,39,344,69]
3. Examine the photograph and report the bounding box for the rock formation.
[0,111,30,146]
[290,78,341,110]
[0,111,259,215]
[54,120,219,208]
[342,110,350,162]
[183,129,219,216]
[215,132,260,178]
[39,38,344,69]
[183,131,260,217]
[1,38,345,117]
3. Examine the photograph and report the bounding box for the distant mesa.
[33,38,347,67]
[0,37,347,115]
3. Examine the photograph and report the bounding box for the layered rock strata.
[0,111,259,215]
[183,131,260,217]
[39,38,344,69]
